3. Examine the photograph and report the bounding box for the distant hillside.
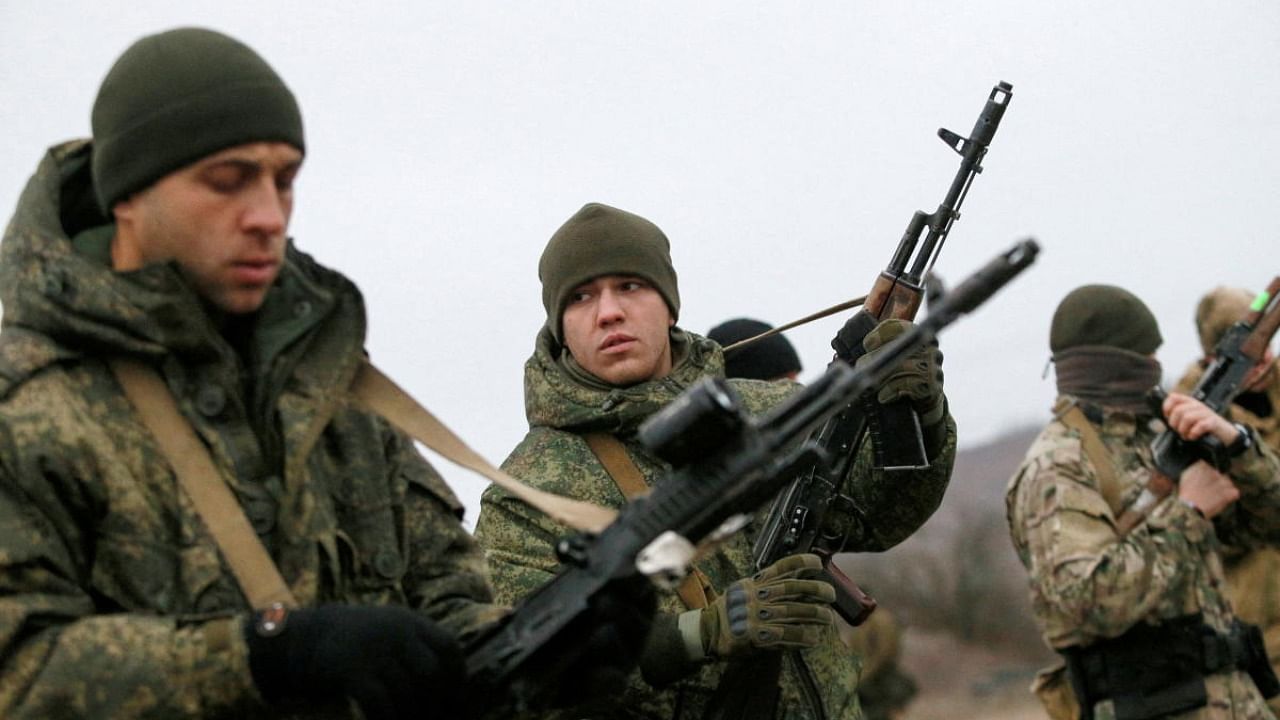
[836,424,1052,662]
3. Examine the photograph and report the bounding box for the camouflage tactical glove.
[693,554,836,659]
[244,604,464,720]
[856,318,946,426]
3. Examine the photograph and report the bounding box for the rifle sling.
[583,432,712,610]
[1054,397,1167,536]
[112,357,620,612]
[349,362,617,533]
[111,358,300,610]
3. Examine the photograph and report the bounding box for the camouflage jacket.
[474,326,958,720]
[0,141,500,719]
[1178,364,1280,714]
[1006,395,1280,719]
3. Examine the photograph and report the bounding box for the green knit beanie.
[1050,284,1163,355]
[91,27,305,212]
[539,203,681,343]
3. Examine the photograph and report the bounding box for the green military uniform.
[1007,397,1280,719]
[475,326,958,720]
[1178,359,1280,716]
[0,141,502,719]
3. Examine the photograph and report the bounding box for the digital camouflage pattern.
[1007,395,1280,719]
[1178,362,1280,715]
[0,141,503,719]
[474,326,958,720]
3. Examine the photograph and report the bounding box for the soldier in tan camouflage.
[1177,287,1280,716]
[1007,284,1280,720]
[474,202,959,720]
[0,28,648,720]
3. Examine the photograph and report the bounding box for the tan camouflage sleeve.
[1213,435,1280,550]
[1009,440,1212,644]
[827,411,959,552]
[0,471,260,719]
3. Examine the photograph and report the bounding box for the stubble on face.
[561,275,674,387]
[111,142,303,315]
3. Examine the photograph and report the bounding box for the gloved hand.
[244,604,464,720]
[697,554,835,659]
[557,573,657,703]
[856,318,946,426]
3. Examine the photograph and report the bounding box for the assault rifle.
[751,81,1012,625]
[1116,278,1280,533]
[1152,277,1280,475]
[462,239,1040,715]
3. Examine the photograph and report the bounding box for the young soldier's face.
[562,274,674,386]
[112,142,303,315]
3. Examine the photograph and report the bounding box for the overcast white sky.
[3,2,1276,521]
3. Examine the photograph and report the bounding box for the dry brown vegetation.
[836,425,1056,718]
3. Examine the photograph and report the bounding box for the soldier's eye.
[202,164,253,193]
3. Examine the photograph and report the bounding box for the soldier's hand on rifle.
[1178,460,1240,519]
[694,554,835,659]
[551,573,657,708]
[856,319,946,426]
[1162,392,1242,447]
[243,604,465,720]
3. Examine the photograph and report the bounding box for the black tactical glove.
[856,319,946,426]
[540,573,658,714]
[244,604,465,720]
[698,554,835,659]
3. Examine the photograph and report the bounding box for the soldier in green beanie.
[0,28,650,720]
[474,202,959,720]
[1007,284,1280,720]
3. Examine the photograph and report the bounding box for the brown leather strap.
[110,358,299,610]
[1054,397,1170,536]
[582,432,712,609]
[350,362,616,533]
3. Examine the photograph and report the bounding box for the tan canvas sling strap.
[582,432,713,610]
[110,358,300,610]
[349,362,617,534]
[1053,397,1169,536]
[113,357,619,614]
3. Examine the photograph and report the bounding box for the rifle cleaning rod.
[721,295,869,354]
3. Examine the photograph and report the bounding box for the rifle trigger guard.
[637,530,696,590]
[818,494,864,555]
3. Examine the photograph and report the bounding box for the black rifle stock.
[752,82,1012,627]
[462,239,1040,716]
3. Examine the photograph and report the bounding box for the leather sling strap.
[110,358,300,610]
[583,432,712,610]
[1054,397,1169,535]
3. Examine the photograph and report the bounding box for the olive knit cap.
[91,27,305,212]
[539,203,680,343]
[1194,286,1253,356]
[1050,284,1162,355]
